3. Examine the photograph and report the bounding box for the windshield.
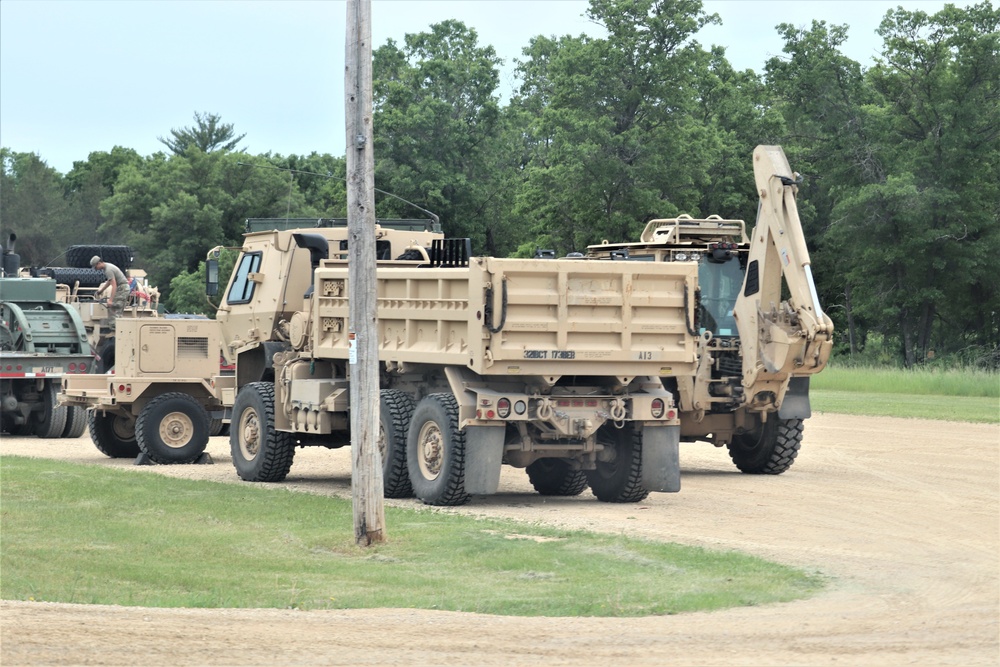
[698,256,743,337]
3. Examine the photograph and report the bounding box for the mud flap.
[463,426,505,495]
[641,425,681,493]
[778,377,811,419]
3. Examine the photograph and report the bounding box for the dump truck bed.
[312,257,699,379]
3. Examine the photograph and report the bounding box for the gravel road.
[1,412,998,666]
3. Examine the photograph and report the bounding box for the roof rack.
[244,218,442,234]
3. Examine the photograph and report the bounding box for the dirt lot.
[1,411,998,666]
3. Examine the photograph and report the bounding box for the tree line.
[2,0,997,368]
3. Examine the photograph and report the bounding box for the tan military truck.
[217,144,829,506]
[60,220,445,464]
[59,317,233,461]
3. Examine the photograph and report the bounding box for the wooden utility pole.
[345,0,385,545]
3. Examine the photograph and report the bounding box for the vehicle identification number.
[524,350,576,360]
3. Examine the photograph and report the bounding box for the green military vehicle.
[1,234,92,437]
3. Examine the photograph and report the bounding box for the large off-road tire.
[65,245,133,271]
[61,406,88,438]
[231,382,295,482]
[34,381,68,439]
[406,393,470,506]
[37,267,105,289]
[208,417,225,437]
[136,392,210,464]
[527,458,588,496]
[88,411,140,458]
[379,389,415,498]
[727,417,803,474]
[585,424,650,503]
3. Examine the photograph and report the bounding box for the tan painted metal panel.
[312,258,697,378]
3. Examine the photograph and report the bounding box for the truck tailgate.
[313,258,698,379]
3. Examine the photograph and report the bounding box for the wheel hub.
[241,411,260,458]
[417,422,443,480]
[159,411,194,448]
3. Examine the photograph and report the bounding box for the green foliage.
[373,20,514,254]
[98,148,338,299]
[158,111,247,156]
[1,456,822,615]
[0,149,73,266]
[167,246,239,316]
[767,3,1000,367]
[509,0,774,257]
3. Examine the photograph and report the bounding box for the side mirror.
[206,259,219,296]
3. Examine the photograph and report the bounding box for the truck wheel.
[44,267,105,289]
[209,417,224,437]
[136,392,210,464]
[35,381,68,439]
[379,389,415,498]
[88,411,140,458]
[586,424,650,503]
[61,406,88,438]
[527,458,588,496]
[231,382,294,482]
[65,245,133,271]
[727,417,803,474]
[406,393,470,506]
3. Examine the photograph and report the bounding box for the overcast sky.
[0,0,974,174]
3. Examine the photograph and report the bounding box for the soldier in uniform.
[91,255,130,331]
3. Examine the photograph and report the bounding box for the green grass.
[813,365,998,397]
[0,456,822,616]
[812,390,998,423]
[810,366,999,423]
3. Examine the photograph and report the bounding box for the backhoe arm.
[733,145,834,412]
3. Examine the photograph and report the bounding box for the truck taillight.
[651,398,665,419]
[497,398,511,418]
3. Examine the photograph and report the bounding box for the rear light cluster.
[115,383,133,396]
[650,398,677,420]
[477,397,526,420]
[709,242,739,251]
[1,363,87,373]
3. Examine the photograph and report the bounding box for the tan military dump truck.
[215,145,829,506]
[60,220,444,464]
